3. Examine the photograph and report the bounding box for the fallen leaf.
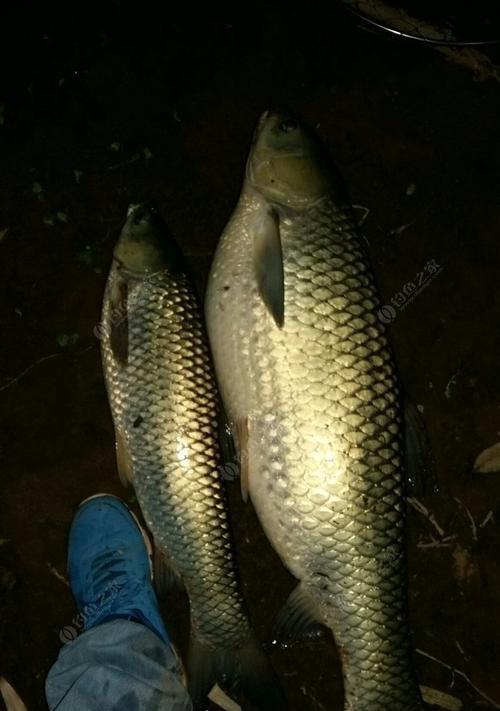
[0,677,28,711]
[208,685,241,711]
[452,545,478,584]
[420,685,462,710]
[474,442,500,473]
[57,333,79,348]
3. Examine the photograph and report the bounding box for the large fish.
[100,203,285,710]
[205,112,424,710]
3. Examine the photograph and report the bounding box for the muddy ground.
[0,3,499,710]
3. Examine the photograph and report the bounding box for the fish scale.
[206,158,424,711]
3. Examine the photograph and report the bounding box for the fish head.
[113,202,181,276]
[246,110,339,208]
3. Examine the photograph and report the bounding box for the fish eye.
[279,119,299,133]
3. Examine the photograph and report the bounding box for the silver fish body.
[205,113,423,710]
[101,203,284,710]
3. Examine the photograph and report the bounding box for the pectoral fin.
[252,205,284,328]
[109,278,129,366]
[115,426,134,488]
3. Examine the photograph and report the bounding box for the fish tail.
[187,632,287,710]
[236,634,287,710]
[186,634,218,710]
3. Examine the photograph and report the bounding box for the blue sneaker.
[68,494,169,645]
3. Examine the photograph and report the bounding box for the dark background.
[1,2,500,709]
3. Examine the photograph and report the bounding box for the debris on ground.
[420,685,462,710]
[46,564,69,588]
[474,442,500,473]
[452,545,479,585]
[0,677,28,711]
[417,649,500,709]
[208,684,241,711]
[56,333,80,348]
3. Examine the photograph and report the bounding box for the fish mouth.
[126,201,159,226]
[253,108,299,142]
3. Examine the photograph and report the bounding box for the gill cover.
[246,110,339,209]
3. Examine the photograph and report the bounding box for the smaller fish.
[100,203,286,710]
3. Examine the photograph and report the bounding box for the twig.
[445,372,458,400]
[352,204,371,226]
[0,344,94,393]
[388,220,414,237]
[106,154,141,171]
[47,564,69,587]
[417,534,456,549]
[0,353,61,392]
[454,497,478,540]
[407,497,446,538]
[480,510,494,529]
[416,648,500,708]
[455,641,470,662]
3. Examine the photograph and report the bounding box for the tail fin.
[187,633,287,711]
[237,636,287,710]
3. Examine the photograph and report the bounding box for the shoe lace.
[90,547,139,593]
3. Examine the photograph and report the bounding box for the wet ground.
[1,3,500,710]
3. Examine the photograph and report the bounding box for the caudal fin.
[187,633,287,711]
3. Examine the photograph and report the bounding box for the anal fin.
[188,631,287,711]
